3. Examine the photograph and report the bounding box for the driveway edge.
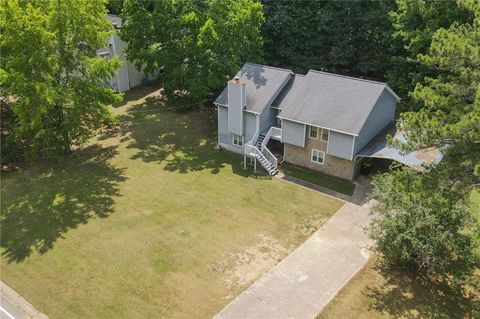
[1,281,49,319]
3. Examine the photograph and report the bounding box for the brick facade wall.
[284,135,355,180]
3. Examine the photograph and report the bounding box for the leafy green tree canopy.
[399,0,480,181]
[370,165,475,282]
[262,0,395,78]
[0,0,121,160]
[370,0,479,283]
[387,0,473,110]
[120,0,264,111]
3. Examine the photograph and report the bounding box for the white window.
[309,126,319,139]
[321,128,329,142]
[311,149,325,165]
[232,133,243,147]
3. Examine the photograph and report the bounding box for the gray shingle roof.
[214,63,293,114]
[278,70,399,135]
[270,75,306,108]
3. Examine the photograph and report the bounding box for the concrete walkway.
[214,202,372,319]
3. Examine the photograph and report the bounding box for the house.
[214,63,442,180]
[96,14,146,93]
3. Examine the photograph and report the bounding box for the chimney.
[227,76,246,135]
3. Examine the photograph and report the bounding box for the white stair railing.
[261,146,277,171]
[244,125,279,175]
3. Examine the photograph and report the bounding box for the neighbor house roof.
[107,14,122,29]
[277,70,400,135]
[356,123,443,169]
[214,63,293,114]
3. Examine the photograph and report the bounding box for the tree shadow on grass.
[365,262,478,318]
[117,94,266,177]
[111,81,162,109]
[1,144,126,263]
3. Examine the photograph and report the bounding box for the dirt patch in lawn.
[213,235,288,290]
[295,215,328,237]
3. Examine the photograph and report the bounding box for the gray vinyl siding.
[353,89,397,155]
[244,112,257,142]
[282,120,305,147]
[327,131,355,160]
[218,106,231,146]
[218,106,256,152]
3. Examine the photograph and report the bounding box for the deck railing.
[270,126,282,140]
[261,146,277,170]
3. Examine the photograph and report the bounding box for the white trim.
[231,133,244,147]
[308,125,319,140]
[385,84,401,101]
[302,124,306,147]
[311,149,325,165]
[350,136,356,160]
[277,116,358,137]
[213,103,260,115]
[326,135,331,154]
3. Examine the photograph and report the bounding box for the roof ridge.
[307,70,387,86]
[244,62,293,74]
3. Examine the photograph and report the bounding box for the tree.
[399,0,479,181]
[370,0,479,282]
[107,0,124,15]
[262,0,396,78]
[120,0,264,111]
[0,0,121,160]
[387,0,473,111]
[369,165,475,282]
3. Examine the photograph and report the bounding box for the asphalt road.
[1,296,27,319]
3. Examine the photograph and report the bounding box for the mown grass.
[0,85,342,319]
[317,190,480,319]
[281,163,355,196]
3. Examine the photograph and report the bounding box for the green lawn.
[280,163,355,196]
[317,190,480,319]
[0,85,343,319]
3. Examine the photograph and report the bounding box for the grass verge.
[281,163,355,196]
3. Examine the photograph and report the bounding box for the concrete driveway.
[214,202,372,319]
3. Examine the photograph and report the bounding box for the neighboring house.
[96,14,145,93]
[214,63,441,180]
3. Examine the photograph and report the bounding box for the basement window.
[311,149,325,165]
[232,133,244,147]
